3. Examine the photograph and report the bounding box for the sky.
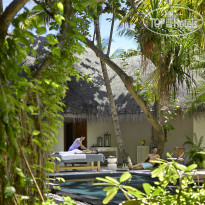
[89,12,138,54]
[3,0,137,54]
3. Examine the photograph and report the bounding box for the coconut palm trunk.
[94,16,129,163]
[85,38,165,155]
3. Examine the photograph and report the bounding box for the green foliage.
[95,157,204,204]
[0,0,93,203]
[41,196,76,205]
[119,0,204,103]
[163,93,180,137]
[133,69,155,106]
[4,186,16,200]
[186,72,205,115]
[183,135,205,168]
[0,0,204,204]
[57,2,64,13]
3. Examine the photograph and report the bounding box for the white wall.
[163,115,193,162]
[87,118,152,164]
[87,121,116,158]
[87,115,194,164]
[193,116,205,147]
[55,114,196,164]
[53,120,64,152]
[119,119,151,164]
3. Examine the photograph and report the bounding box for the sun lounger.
[53,153,105,172]
[167,147,185,164]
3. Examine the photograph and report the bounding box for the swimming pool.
[51,172,158,205]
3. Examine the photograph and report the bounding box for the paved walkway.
[49,166,152,178]
[49,165,205,184]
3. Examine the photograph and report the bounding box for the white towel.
[59,150,86,161]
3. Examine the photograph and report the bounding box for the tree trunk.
[0,0,29,52]
[94,17,129,163]
[0,0,3,15]
[86,38,165,155]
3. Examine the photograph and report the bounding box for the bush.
[95,153,205,204]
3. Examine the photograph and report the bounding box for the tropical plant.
[0,0,204,203]
[116,0,205,151]
[0,0,94,204]
[93,4,130,163]
[95,153,205,204]
[183,135,205,168]
[187,71,205,115]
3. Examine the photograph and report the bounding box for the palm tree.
[94,9,129,163]
[187,70,205,115]
[117,0,204,149]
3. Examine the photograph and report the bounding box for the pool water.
[59,174,157,205]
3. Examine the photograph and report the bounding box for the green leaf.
[46,35,59,45]
[31,49,38,57]
[57,2,64,12]
[166,152,172,158]
[122,185,137,192]
[51,82,59,88]
[54,14,65,26]
[33,138,42,147]
[169,124,175,130]
[15,167,26,178]
[143,183,151,195]
[96,177,115,184]
[128,189,145,198]
[152,188,161,196]
[45,79,51,84]
[56,177,65,182]
[102,189,118,204]
[32,130,40,136]
[104,187,118,196]
[32,4,43,11]
[86,77,93,83]
[120,172,132,183]
[4,186,16,199]
[23,65,31,74]
[185,164,197,172]
[36,27,46,35]
[8,146,14,159]
[51,47,61,57]
[151,165,166,178]
[105,176,120,185]
[175,163,187,171]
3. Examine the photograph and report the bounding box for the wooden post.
[90,161,94,170]
[97,161,100,171]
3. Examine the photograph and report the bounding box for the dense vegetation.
[0,0,204,204]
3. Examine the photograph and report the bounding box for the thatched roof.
[22,36,50,72]
[22,36,199,121]
[63,48,155,121]
[63,47,197,121]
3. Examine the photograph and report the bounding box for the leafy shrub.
[95,153,205,204]
[183,135,205,168]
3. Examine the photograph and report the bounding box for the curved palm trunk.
[94,17,129,163]
[86,38,165,156]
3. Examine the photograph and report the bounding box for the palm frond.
[117,28,136,39]
[186,73,205,115]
